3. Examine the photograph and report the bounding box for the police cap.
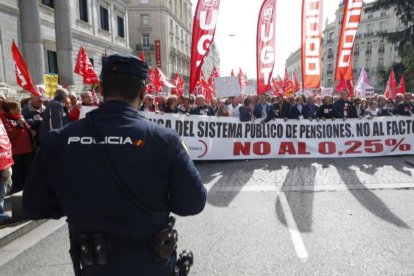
[101,54,148,81]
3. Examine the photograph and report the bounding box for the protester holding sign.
[191,95,215,116]
[318,96,335,119]
[239,98,254,122]
[288,96,306,120]
[303,96,318,119]
[69,91,98,121]
[333,90,357,119]
[396,93,413,116]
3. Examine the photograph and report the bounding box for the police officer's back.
[23,54,207,275]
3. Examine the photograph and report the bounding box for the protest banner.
[44,74,59,98]
[241,80,257,95]
[215,77,241,98]
[144,112,414,160]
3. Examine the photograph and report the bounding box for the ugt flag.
[256,0,277,95]
[74,47,99,85]
[189,0,221,94]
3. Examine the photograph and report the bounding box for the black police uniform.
[23,55,207,275]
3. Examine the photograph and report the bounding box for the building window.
[380,9,387,17]
[141,14,150,25]
[47,50,58,74]
[79,0,88,22]
[366,42,372,55]
[354,59,359,71]
[142,34,150,49]
[327,48,334,59]
[354,43,360,55]
[42,0,54,8]
[379,21,387,32]
[366,58,371,71]
[378,58,384,67]
[117,16,125,38]
[327,63,333,74]
[140,0,149,4]
[100,6,109,31]
[379,41,385,53]
[367,10,373,20]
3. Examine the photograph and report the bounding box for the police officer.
[23,54,207,275]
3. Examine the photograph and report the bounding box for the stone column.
[54,0,74,86]
[18,0,45,85]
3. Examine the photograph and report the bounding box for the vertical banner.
[44,74,59,98]
[256,0,277,95]
[301,0,323,89]
[189,0,221,94]
[335,0,363,81]
[155,40,161,67]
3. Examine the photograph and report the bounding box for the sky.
[191,0,373,79]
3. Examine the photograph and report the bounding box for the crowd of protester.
[0,87,413,223]
[0,88,98,223]
[140,90,414,123]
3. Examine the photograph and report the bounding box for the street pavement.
[1,157,414,275]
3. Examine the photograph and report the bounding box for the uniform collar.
[97,100,139,114]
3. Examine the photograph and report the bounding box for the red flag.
[272,75,283,94]
[301,0,323,89]
[11,41,40,96]
[336,72,354,98]
[155,67,176,93]
[171,72,180,95]
[230,69,235,77]
[335,0,363,81]
[189,0,221,93]
[256,0,277,95]
[398,74,406,94]
[293,72,301,92]
[146,67,155,94]
[0,120,14,171]
[74,47,99,84]
[208,66,219,88]
[385,67,397,99]
[139,50,145,61]
[238,68,248,89]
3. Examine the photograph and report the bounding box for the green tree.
[366,0,414,91]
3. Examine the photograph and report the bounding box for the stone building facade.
[0,0,130,95]
[128,0,220,92]
[286,1,406,92]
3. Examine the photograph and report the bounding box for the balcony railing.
[355,33,362,39]
[326,39,334,44]
[364,32,375,38]
[327,54,334,59]
[326,70,333,75]
[136,44,155,51]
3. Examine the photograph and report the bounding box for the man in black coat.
[24,54,206,275]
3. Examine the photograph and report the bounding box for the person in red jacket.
[3,101,35,193]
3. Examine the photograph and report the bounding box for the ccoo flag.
[335,0,363,81]
[256,0,277,95]
[301,0,323,89]
[189,0,221,94]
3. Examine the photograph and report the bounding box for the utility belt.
[69,217,178,275]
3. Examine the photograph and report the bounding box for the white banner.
[144,113,414,160]
[214,77,240,98]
